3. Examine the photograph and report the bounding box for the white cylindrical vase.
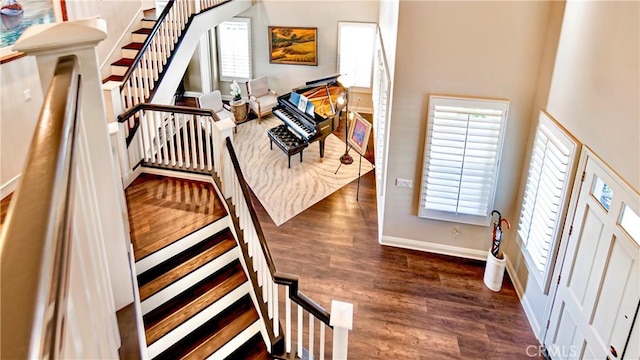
[483,250,507,292]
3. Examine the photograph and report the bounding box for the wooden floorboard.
[170,98,541,358]
[125,173,227,261]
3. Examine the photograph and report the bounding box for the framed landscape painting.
[0,0,66,60]
[268,26,317,66]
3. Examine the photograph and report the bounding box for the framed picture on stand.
[347,112,372,156]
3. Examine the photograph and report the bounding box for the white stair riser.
[206,321,261,360]
[132,33,148,43]
[141,248,239,315]
[136,218,229,275]
[141,19,155,29]
[122,48,138,59]
[111,65,127,76]
[147,283,251,359]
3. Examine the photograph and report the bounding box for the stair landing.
[125,173,227,261]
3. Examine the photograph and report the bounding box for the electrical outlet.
[396,178,413,188]
[452,227,461,239]
[23,89,31,102]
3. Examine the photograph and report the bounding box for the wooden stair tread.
[112,58,134,67]
[143,260,247,344]
[224,333,272,360]
[154,295,259,360]
[138,230,236,300]
[133,27,153,35]
[123,42,144,50]
[103,75,124,83]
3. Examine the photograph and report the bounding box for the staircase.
[103,16,154,83]
[128,176,271,359]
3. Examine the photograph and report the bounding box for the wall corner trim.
[505,257,542,342]
[1,174,21,199]
[379,235,487,260]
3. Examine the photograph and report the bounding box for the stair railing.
[117,103,220,175]
[218,137,354,359]
[118,0,230,111]
[1,55,121,359]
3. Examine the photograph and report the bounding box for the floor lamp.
[337,75,354,165]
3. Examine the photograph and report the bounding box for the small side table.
[230,100,248,125]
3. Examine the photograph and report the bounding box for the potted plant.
[230,80,242,104]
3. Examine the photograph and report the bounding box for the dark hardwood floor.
[0,97,541,359]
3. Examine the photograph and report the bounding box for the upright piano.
[272,75,345,159]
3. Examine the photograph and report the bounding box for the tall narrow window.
[217,18,251,81]
[518,111,578,292]
[337,22,377,88]
[418,95,509,226]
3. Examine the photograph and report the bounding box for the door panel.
[566,206,605,305]
[545,151,639,359]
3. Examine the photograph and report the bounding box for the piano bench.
[267,125,308,168]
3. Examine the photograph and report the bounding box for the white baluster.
[267,276,273,319]
[320,325,325,359]
[141,111,150,163]
[175,113,184,167]
[182,113,190,168]
[160,111,169,165]
[205,118,213,171]
[190,114,199,169]
[298,305,303,356]
[153,111,162,164]
[168,112,176,166]
[285,287,291,354]
[141,53,150,99]
[273,283,279,336]
[309,314,314,360]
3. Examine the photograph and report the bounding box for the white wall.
[381,1,553,256]
[225,0,379,97]
[503,1,566,339]
[65,0,148,79]
[0,56,44,197]
[547,0,639,192]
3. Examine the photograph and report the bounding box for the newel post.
[213,118,236,198]
[13,18,134,310]
[330,300,354,359]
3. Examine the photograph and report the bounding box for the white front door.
[545,150,639,359]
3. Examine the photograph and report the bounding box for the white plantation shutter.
[419,96,509,226]
[217,18,251,81]
[338,22,376,88]
[518,111,578,291]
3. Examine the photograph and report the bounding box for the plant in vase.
[230,80,242,104]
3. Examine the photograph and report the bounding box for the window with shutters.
[418,95,509,226]
[217,18,251,81]
[517,111,579,292]
[337,22,377,89]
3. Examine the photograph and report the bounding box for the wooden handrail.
[274,273,332,326]
[119,0,176,86]
[117,103,218,122]
[0,55,80,359]
[224,137,332,327]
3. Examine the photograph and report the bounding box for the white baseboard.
[123,165,143,189]
[139,166,212,183]
[1,174,20,199]
[379,235,487,261]
[505,257,542,341]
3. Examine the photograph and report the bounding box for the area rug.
[233,115,374,226]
